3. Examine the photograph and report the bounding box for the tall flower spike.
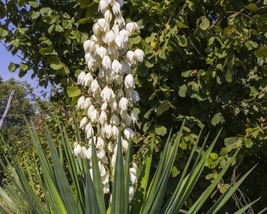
[76,0,144,195]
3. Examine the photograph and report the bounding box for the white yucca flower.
[76,0,144,195]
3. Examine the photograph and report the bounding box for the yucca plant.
[0,121,261,214]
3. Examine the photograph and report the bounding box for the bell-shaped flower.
[119,29,129,43]
[122,138,128,151]
[96,46,107,59]
[83,97,92,109]
[91,79,101,94]
[115,14,125,27]
[81,146,87,158]
[130,167,138,184]
[93,23,101,36]
[97,18,109,32]
[126,51,135,64]
[87,58,96,71]
[83,39,96,53]
[97,149,107,161]
[124,127,135,140]
[79,116,88,128]
[96,136,105,150]
[104,10,113,22]
[77,96,85,109]
[85,122,94,138]
[109,100,117,111]
[99,110,107,124]
[98,0,109,14]
[130,110,138,124]
[84,147,92,159]
[112,60,122,74]
[119,97,128,111]
[84,73,93,87]
[112,125,119,138]
[104,30,116,45]
[85,53,93,63]
[132,90,140,102]
[115,35,124,49]
[102,55,111,69]
[124,73,135,89]
[101,86,115,102]
[110,114,120,125]
[121,111,132,126]
[112,2,121,15]
[134,48,145,62]
[121,61,131,74]
[77,71,86,85]
[107,44,119,58]
[89,109,99,123]
[129,186,135,201]
[101,102,108,111]
[104,124,113,139]
[108,141,114,153]
[126,22,140,35]
[74,143,82,156]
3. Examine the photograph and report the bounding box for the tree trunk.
[0,89,15,130]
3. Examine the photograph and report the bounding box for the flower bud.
[112,60,122,74]
[112,125,119,138]
[104,10,113,22]
[93,23,101,36]
[85,122,94,138]
[84,147,92,159]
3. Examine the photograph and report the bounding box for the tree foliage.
[0,0,267,210]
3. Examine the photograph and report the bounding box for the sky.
[0,43,50,98]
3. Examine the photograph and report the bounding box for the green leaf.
[178,84,187,97]
[0,27,8,38]
[156,100,172,116]
[31,11,40,19]
[8,62,17,72]
[155,125,167,136]
[28,1,39,7]
[130,35,142,45]
[48,56,63,70]
[174,34,188,47]
[256,47,267,58]
[174,19,189,29]
[225,69,233,82]
[198,16,210,30]
[245,3,258,12]
[111,134,126,214]
[67,86,81,97]
[159,49,166,59]
[211,113,224,126]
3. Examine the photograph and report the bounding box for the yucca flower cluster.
[73,0,144,196]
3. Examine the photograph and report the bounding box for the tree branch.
[0,89,15,130]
